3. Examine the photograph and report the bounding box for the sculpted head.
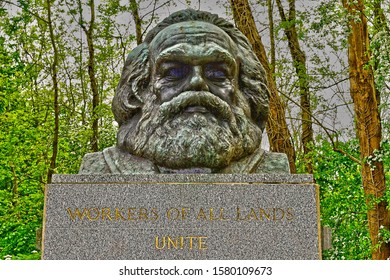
[112,9,269,170]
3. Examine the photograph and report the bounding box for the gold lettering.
[187,236,195,249]
[138,208,148,221]
[181,208,189,220]
[127,208,137,220]
[236,207,246,221]
[235,207,258,221]
[68,207,294,223]
[86,208,100,221]
[115,208,126,221]
[219,208,230,221]
[101,208,112,221]
[196,208,207,220]
[273,208,285,221]
[67,208,88,221]
[151,208,159,221]
[259,208,271,221]
[286,208,294,220]
[167,236,178,249]
[155,236,165,249]
[167,208,180,220]
[198,236,207,250]
[154,236,208,250]
[247,208,258,220]
[196,208,229,221]
[209,208,216,220]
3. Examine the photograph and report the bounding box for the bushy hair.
[112,9,269,131]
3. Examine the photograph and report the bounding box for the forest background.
[0,0,389,260]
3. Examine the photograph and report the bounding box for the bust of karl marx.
[79,9,290,174]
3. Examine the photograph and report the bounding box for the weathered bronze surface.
[79,9,289,174]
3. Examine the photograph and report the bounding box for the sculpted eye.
[165,64,190,80]
[204,63,227,80]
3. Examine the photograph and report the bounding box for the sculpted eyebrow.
[156,49,235,65]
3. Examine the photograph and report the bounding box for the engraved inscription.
[66,207,294,222]
[66,207,159,221]
[155,236,207,250]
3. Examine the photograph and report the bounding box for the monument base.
[42,174,321,260]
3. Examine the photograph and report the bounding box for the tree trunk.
[85,0,99,152]
[230,0,296,173]
[372,0,389,104]
[46,0,59,184]
[373,0,389,36]
[77,0,87,127]
[267,0,276,75]
[130,0,143,45]
[342,0,390,260]
[275,0,314,174]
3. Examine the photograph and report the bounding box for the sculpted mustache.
[159,91,233,121]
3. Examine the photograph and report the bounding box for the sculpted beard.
[117,90,262,170]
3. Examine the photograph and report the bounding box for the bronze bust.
[79,9,289,174]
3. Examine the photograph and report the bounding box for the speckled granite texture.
[42,174,320,260]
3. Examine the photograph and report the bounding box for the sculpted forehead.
[150,21,238,58]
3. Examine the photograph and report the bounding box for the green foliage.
[0,191,44,259]
[1,0,389,261]
[306,139,388,259]
[0,0,122,260]
[379,226,390,244]
[0,29,45,260]
[381,140,390,204]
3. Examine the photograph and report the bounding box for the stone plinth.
[42,174,321,259]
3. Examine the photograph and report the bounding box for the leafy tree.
[342,0,389,259]
[311,139,372,259]
[275,0,314,174]
[1,0,389,260]
[230,0,297,173]
[0,6,45,259]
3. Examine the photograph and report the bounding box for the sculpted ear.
[112,44,150,126]
[239,63,270,131]
[235,45,270,131]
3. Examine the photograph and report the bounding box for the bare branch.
[313,77,350,90]
[1,0,49,23]
[140,0,170,21]
[280,90,362,165]
[140,0,171,40]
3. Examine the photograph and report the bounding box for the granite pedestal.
[42,174,321,259]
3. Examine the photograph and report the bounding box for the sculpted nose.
[188,66,209,91]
